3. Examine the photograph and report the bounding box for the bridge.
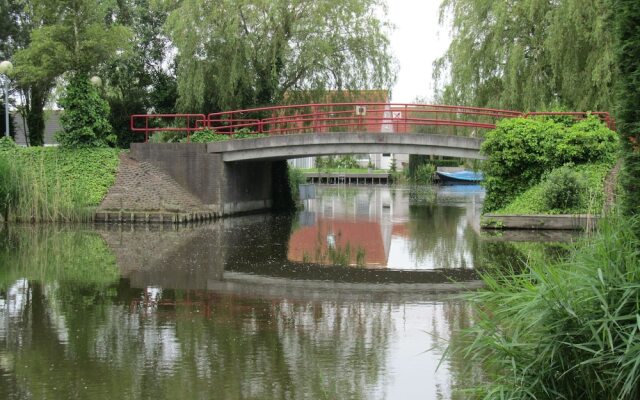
[109,103,614,219]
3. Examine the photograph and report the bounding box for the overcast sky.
[386,0,450,103]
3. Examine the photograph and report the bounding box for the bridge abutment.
[120,143,276,217]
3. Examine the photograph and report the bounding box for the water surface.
[0,185,570,399]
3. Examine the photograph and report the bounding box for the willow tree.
[434,0,616,111]
[616,0,640,217]
[165,0,395,113]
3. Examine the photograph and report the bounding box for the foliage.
[435,0,616,111]
[481,116,618,212]
[414,163,436,184]
[0,153,23,221]
[0,146,120,221]
[165,0,395,113]
[0,136,17,150]
[101,0,177,147]
[288,167,306,202]
[11,0,131,146]
[57,74,114,148]
[616,0,640,218]
[452,216,640,399]
[315,155,360,170]
[541,166,586,212]
[497,163,613,215]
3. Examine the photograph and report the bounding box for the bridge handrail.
[130,104,615,142]
[131,113,206,142]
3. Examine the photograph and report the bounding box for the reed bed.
[451,215,640,399]
[0,149,117,223]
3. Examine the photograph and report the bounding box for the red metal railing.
[130,113,206,142]
[130,104,615,142]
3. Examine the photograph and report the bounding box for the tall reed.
[0,152,91,223]
[451,215,640,399]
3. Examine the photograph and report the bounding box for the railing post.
[404,105,407,133]
[145,116,149,143]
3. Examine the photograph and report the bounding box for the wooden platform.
[304,172,391,185]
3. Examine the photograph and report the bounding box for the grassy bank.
[493,162,614,215]
[0,140,120,222]
[451,216,640,399]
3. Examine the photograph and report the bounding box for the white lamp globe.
[0,61,13,75]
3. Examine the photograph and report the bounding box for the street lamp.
[0,60,13,138]
[90,76,102,88]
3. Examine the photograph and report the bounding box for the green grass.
[449,215,640,399]
[0,145,121,222]
[494,162,613,215]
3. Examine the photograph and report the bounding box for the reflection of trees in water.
[433,300,490,399]
[1,271,395,399]
[479,241,572,274]
[0,225,120,288]
[406,205,479,269]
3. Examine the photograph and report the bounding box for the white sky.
[386,0,451,103]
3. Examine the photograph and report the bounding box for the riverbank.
[480,160,618,230]
[0,141,120,222]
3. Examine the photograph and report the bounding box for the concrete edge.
[94,210,220,224]
[481,214,600,231]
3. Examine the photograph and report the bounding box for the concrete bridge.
[206,132,485,162]
[93,104,613,221]
[120,132,484,219]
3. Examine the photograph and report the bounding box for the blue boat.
[435,170,483,185]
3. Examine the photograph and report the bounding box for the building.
[12,110,62,146]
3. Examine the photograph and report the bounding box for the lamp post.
[0,61,13,138]
[90,76,102,88]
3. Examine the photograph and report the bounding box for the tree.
[12,0,130,145]
[56,73,113,148]
[165,0,396,113]
[615,0,640,217]
[434,0,616,111]
[100,0,177,147]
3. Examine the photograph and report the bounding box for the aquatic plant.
[0,147,119,222]
[451,215,640,399]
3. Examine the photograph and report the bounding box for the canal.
[0,185,570,399]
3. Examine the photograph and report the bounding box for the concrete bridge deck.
[207,132,485,162]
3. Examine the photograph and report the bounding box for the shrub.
[481,118,561,211]
[542,166,586,212]
[556,116,620,165]
[56,73,114,148]
[414,163,435,184]
[288,167,305,201]
[0,136,17,150]
[481,117,619,212]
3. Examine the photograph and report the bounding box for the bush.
[0,136,17,150]
[56,73,114,148]
[481,116,619,212]
[497,163,612,215]
[542,166,586,212]
[414,163,435,184]
[288,167,305,201]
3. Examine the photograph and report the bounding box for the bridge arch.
[206,132,485,162]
